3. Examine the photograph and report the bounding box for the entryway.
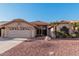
[36,27,47,37]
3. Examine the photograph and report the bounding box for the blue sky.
[0,3,79,22]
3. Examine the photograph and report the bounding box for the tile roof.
[30,21,48,26]
[1,19,37,27]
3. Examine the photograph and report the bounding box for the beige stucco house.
[0,19,48,38]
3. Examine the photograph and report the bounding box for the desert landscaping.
[0,37,79,56]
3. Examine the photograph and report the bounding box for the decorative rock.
[45,36,51,41]
[49,51,54,56]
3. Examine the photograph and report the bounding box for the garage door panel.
[7,30,32,38]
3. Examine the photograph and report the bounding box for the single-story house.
[0,19,48,38]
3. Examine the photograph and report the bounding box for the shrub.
[74,32,79,37]
[54,31,70,38]
[70,34,77,38]
[68,32,79,38]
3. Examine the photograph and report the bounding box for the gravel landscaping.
[1,38,79,56]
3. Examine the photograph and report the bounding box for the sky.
[0,3,79,22]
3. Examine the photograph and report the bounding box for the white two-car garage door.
[6,30,33,38]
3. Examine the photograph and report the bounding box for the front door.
[42,29,47,36]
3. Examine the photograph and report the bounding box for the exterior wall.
[50,27,56,38]
[1,29,4,37]
[31,30,36,37]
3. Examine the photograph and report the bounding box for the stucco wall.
[50,28,56,38]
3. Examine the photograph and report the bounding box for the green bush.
[74,32,79,37]
[54,31,70,38]
[54,30,79,38]
[70,34,77,38]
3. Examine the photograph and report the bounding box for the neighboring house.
[49,21,74,38]
[0,19,48,38]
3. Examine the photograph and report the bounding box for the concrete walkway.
[0,38,28,54]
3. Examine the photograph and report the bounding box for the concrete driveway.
[0,38,28,54]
